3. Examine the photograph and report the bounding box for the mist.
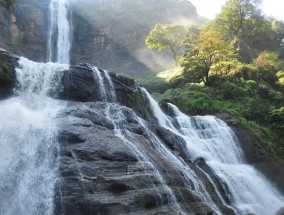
[68,0,200,76]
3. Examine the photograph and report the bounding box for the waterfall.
[2,48,283,213]
[81,81,222,213]
[143,90,284,215]
[0,57,67,215]
[91,66,117,102]
[47,0,72,64]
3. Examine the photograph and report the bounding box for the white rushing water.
[47,0,72,64]
[144,91,284,215]
[92,66,117,102]
[85,83,221,213]
[0,58,68,215]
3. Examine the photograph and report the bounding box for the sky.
[189,0,284,21]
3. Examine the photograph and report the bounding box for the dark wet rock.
[155,126,190,158]
[0,50,155,123]
[58,65,98,102]
[193,157,206,165]
[159,99,176,117]
[0,49,18,99]
[276,207,284,215]
[54,102,235,215]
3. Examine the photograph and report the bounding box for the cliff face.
[0,0,49,61]
[1,48,284,215]
[0,0,199,77]
[0,48,235,215]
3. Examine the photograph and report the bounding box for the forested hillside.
[140,0,284,157]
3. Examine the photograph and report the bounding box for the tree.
[209,0,284,63]
[145,23,187,65]
[214,0,261,39]
[0,0,15,12]
[253,51,284,86]
[182,30,235,86]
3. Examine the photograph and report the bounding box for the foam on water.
[0,57,68,215]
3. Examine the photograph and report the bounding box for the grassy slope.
[138,67,284,158]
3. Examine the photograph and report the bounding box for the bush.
[270,106,284,129]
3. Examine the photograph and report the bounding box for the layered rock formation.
[1,49,284,215]
[0,0,200,77]
[0,0,49,61]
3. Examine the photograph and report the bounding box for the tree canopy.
[145,23,187,64]
[182,30,235,86]
[208,0,284,62]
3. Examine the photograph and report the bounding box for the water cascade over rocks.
[0,55,68,214]
[0,49,284,214]
[168,104,284,215]
[47,0,72,64]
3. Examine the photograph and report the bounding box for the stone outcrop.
[0,0,49,61]
[1,49,284,215]
[0,49,234,214]
[0,49,18,98]
[0,0,199,77]
[54,102,235,215]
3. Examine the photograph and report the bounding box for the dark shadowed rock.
[155,126,189,158]
[54,102,235,215]
[276,207,284,215]
[159,100,176,117]
[0,0,200,77]
[0,49,18,99]
[58,65,98,102]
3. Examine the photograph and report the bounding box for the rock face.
[69,0,199,77]
[0,0,199,77]
[0,0,49,61]
[54,102,235,215]
[0,49,18,99]
[1,50,284,215]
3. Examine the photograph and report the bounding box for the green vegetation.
[182,30,236,86]
[143,0,284,157]
[145,24,187,64]
[139,70,284,157]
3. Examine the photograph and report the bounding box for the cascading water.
[143,91,284,215]
[0,57,68,215]
[47,0,72,64]
[91,66,117,102]
[176,113,284,215]
[82,74,222,213]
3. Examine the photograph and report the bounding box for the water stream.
[47,0,72,64]
[0,58,68,215]
[143,92,284,215]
